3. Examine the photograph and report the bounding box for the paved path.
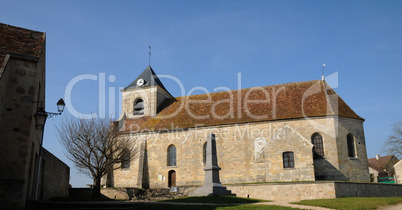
[257,201,333,210]
[378,203,402,210]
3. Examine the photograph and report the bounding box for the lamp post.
[33,98,65,200]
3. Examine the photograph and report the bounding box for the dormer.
[120,66,173,119]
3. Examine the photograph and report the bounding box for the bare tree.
[57,117,135,198]
[382,120,402,159]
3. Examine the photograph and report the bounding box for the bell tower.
[120,66,173,119]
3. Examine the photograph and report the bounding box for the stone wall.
[228,182,402,201]
[100,182,402,202]
[334,182,402,197]
[0,55,44,209]
[41,149,70,200]
[112,116,370,189]
[227,182,336,201]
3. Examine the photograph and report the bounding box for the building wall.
[0,54,44,209]
[41,149,70,200]
[369,167,379,183]
[336,117,370,182]
[112,116,370,188]
[394,161,402,184]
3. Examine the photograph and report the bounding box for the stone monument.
[191,133,235,196]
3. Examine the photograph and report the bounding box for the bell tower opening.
[133,98,144,115]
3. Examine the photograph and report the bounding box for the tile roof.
[0,23,45,69]
[119,79,364,133]
[368,155,395,171]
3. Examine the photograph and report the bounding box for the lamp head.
[57,98,65,113]
[34,107,48,129]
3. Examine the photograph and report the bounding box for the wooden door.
[168,170,176,187]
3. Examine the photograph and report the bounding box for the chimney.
[376,154,380,160]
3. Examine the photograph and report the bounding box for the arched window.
[121,148,130,169]
[203,142,207,164]
[283,151,294,168]
[133,98,144,115]
[347,133,355,157]
[311,133,324,159]
[167,145,176,166]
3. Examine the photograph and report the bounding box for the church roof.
[119,79,364,133]
[123,65,170,94]
[0,23,45,70]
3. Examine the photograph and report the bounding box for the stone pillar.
[191,133,235,196]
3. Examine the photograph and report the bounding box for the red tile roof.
[368,155,395,171]
[119,80,364,133]
[0,23,45,68]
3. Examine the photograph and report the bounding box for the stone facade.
[112,116,370,189]
[0,23,69,209]
[108,66,370,190]
[121,85,171,118]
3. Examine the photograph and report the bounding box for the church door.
[168,170,176,187]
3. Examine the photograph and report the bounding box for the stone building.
[368,154,399,182]
[108,65,370,189]
[0,23,69,209]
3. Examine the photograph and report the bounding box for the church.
[107,65,370,189]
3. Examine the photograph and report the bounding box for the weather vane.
[148,45,151,66]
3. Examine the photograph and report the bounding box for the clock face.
[136,79,145,86]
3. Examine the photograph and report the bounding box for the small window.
[312,133,324,159]
[347,133,355,157]
[167,145,176,166]
[133,98,144,115]
[121,148,130,169]
[283,151,294,168]
[203,142,207,164]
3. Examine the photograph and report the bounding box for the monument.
[191,133,235,196]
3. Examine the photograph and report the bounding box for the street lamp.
[34,98,65,129]
[33,98,65,200]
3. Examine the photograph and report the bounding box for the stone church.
[108,65,370,189]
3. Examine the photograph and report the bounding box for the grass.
[159,196,269,204]
[133,204,300,210]
[294,197,402,210]
[45,196,300,209]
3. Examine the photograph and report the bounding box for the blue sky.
[2,0,401,187]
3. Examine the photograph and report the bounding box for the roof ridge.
[174,79,322,100]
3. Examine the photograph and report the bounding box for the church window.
[121,148,130,169]
[347,133,355,157]
[283,152,294,168]
[311,133,324,159]
[133,98,144,115]
[167,145,177,166]
[203,142,207,164]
